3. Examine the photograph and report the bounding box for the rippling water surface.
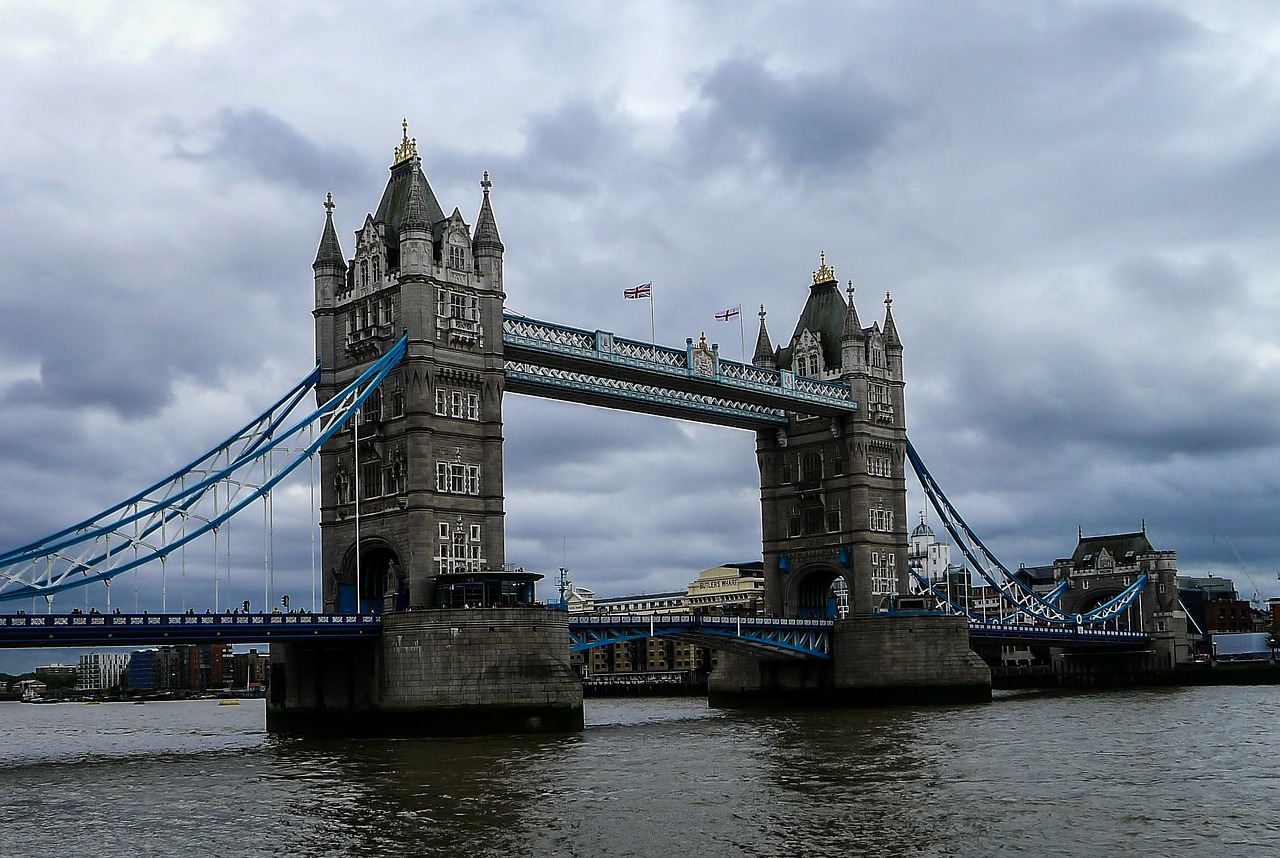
[1,687,1277,857]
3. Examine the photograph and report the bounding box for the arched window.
[800,452,822,485]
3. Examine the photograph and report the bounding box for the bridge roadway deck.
[569,614,835,659]
[0,612,1153,652]
[0,612,380,648]
[966,621,1151,649]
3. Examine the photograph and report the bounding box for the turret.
[840,283,864,374]
[882,292,903,380]
[752,305,776,369]
[399,165,431,277]
[472,171,504,284]
[313,192,347,311]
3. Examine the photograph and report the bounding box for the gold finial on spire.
[394,118,418,165]
[813,251,836,285]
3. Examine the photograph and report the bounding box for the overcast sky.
[2,1,1279,670]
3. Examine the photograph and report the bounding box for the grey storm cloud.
[170,107,370,195]
[679,57,904,174]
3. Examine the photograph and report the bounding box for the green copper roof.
[778,278,847,371]
[373,160,446,246]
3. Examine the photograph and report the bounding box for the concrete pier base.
[266,608,584,736]
[708,614,991,708]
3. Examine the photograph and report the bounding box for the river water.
[0,687,1277,857]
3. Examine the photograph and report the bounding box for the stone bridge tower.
[713,258,989,705]
[271,125,581,736]
[311,124,508,612]
[753,255,909,619]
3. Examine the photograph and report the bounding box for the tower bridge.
[0,125,1191,732]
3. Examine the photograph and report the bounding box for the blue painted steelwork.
[0,337,408,603]
[569,614,832,659]
[909,569,1071,624]
[504,361,789,427]
[0,612,382,647]
[906,439,1148,625]
[503,313,856,426]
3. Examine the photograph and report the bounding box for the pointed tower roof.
[753,305,774,364]
[402,174,430,231]
[313,192,346,270]
[841,282,863,342]
[779,252,847,370]
[473,171,505,253]
[372,121,446,246]
[883,292,901,348]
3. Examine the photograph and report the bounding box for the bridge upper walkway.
[502,313,857,428]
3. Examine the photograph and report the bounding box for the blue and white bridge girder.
[569,614,833,660]
[502,313,857,429]
[0,612,382,648]
[0,336,409,604]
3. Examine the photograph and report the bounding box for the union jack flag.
[715,305,741,321]
[623,282,652,299]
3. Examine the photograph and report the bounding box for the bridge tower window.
[826,502,841,533]
[435,461,481,495]
[435,387,481,420]
[869,502,893,532]
[435,522,484,574]
[800,452,822,485]
[360,458,383,500]
[802,499,825,535]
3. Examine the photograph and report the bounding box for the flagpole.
[649,290,656,346]
[739,308,745,363]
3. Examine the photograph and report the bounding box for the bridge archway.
[792,564,849,619]
[338,539,404,614]
[1068,587,1140,632]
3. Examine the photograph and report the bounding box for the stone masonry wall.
[832,614,990,696]
[381,608,582,716]
[708,614,991,708]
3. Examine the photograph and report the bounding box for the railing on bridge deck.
[502,314,857,426]
[0,612,382,648]
[967,620,1151,648]
[568,613,834,660]
[569,613,1148,660]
